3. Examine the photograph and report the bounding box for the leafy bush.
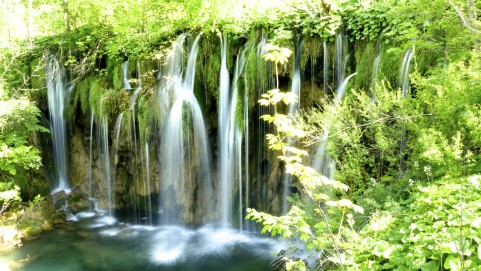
[345,176,481,270]
[0,84,47,211]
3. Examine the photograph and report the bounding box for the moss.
[112,64,122,91]
[71,75,93,116]
[378,44,404,87]
[88,79,103,119]
[200,36,221,100]
[414,46,443,76]
[67,191,91,214]
[17,198,64,239]
[353,41,377,91]
[300,35,323,72]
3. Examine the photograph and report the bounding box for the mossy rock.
[67,189,92,214]
[18,199,65,238]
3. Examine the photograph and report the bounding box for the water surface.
[1,213,278,271]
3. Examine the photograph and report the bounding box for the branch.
[0,199,13,215]
[448,0,481,35]
[280,0,315,18]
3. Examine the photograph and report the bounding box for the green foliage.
[0,181,21,214]
[28,194,45,209]
[0,82,45,213]
[249,50,363,270]
[0,94,47,176]
[344,176,481,270]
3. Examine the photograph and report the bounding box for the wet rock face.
[69,131,89,193]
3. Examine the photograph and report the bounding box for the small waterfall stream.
[312,33,352,178]
[323,41,328,95]
[98,113,113,216]
[400,48,414,98]
[399,47,414,174]
[46,55,71,192]
[312,73,357,177]
[371,42,381,94]
[122,61,132,90]
[88,109,94,199]
[219,34,232,227]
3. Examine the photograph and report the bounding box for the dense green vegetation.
[1,0,481,270]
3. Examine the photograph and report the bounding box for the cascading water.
[312,32,354,178]
[128,62,143,224]
[46,54,71,192]
[219,34,250,229]
[335,33,346,87]
[400,48,414,98]
[88,110,94,198]
[288,38,303,115]
[98,112,113,216]
[312,73,357,177]
[111,113,124,216]
[159,34,213,226]
[282,38,303,214]
[323,41,328,95]
[399,47,414,174]
[144,142,153,225]
[233,47,249,229]
[371,42,381,94]
[243,64,250,231]
[219,35,232,227]
[219,35,251,228]
[122,61,132,90]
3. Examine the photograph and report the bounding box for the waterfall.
[400,48,414,97]
[46,55,71,192]
[219,34,250,228]
[144,142,153,225]
[159,34,212,226]
[371,42,381,94]
[288,38,303,115]
[399,47,414,174]
[88,110,94,199]
[323,41,328,96]
[313,73,357,177]
[128,62,142,223]
[121,61,132,90]
[243,66,250,231]
[111,113,123,216]
[219,35,231,227]
[98,113,113,216]
[335,33,345,86]
[112,113,124,168]
[312,32,352,177]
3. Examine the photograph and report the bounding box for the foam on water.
[90,215,117,228]
[151,226,190,264]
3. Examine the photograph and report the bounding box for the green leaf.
[444,255,461,271]
[420,260,439,271]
